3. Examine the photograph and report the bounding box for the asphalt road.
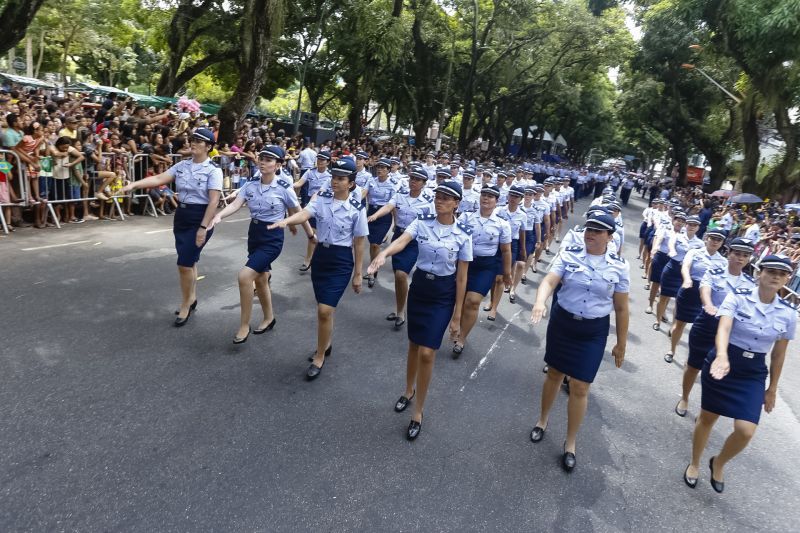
[2,193,799,532]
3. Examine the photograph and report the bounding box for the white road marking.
[144,229,173,234]
[21,240,92,251]
[460,308,525,391]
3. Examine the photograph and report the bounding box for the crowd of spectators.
[639,181,800,302]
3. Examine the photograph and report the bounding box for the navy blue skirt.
[367,205,392,245]
[246,220,284,273]
[638,221,648,239]
[390,227,418,274]
[701,344,768,424]
[467,254,500,296]
[407,269,457,350]
[674,279,701,323]
[544,303,610,383]
[510,239,522,262]
[649,251,669,283]
[525,229,536,255]
[644,226,657,249]
[659,259,683,297]
[310,244,354,307]
[173,203,213,267]
[687,311,718,370]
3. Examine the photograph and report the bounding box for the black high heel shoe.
[709,456,724,493]
[406,414,423,441]
[253,318,276,334]
[233,326,251,344]
[307,345,332,362]
[561,442,576,472]
[174,300,198,315]
[395,390,415,412]
[174,307,194,327]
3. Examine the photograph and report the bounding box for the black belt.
[251,219,278,225]
[178,203,207,209]
[417,269,455,280]
[556,303,607,322]
[319,242,350,249]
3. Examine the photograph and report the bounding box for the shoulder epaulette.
[277,179,290,188]
[421,191,433,202]
[319,190,333,198]
[519,206,527,213]
[708,267,725,275]
[734,287,752,295]
[609,252,626,263]
[210,161,220,168]
[389,177,398,185]
[743,273,755,282]
[457,222,472,235]
[565,245,583,252]
[418,213,436,220]
[398,187,409,195]
[349,198,364,210]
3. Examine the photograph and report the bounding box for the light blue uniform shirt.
[305,191,369,247]
[495,206,527,240]
[549,245,631,319]
[670,233,704,261]
[458,187,480,213]
[655,226,674,254]
[457,211,512,257]
[388,187,434,229]
[523,202,539,230]
[717,290,797,353]
[304,168,331,197]
[685,248,727,281]
[701,268,755,307]
[241,177,299,223]
[532,199,549,224]
[497,185,509,206]
[366,175,400,206]
[355,169,372,188]
[406,214,473,276]
[166,158,223,204]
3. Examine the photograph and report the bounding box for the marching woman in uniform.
[484,185,526,318]
[269,158,368,380]
[209,146,313,343]
[683,255,796,492]
[663,226,727,363]
[367,181,472,440]
[529,212,630,471]
[519,186,542,283]
[646,210,685,315]
[675,238,755,417]
[363,165,434,329]
[364,158,400,288]
[654,214,703,330]
[121,128,222,327]
[452,185,512,357]
[505,186,529,301]
[293,151,331,271]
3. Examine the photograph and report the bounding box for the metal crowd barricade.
[0,148,58,235]
[41,151,128,226]
[126,152,160,218]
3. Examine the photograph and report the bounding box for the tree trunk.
[764,104,798,201]
[705,152,728,191]
[218,0,284,145]
[0,0,47,58]
[739,93,760,192]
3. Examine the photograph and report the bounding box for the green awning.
[0,73,57,89]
